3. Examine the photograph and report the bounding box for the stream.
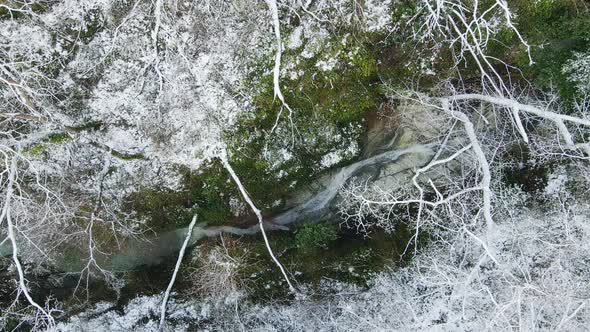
[0,140,435,321]
[0,143,433,272]
[106,143,434,270]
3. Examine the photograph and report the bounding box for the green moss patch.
[295,222,338,251]
[48,132,71,143]
[124,161,246,232]
[511,0,590,102]
[237,221,415,302]
[226,34,384,210]
[24,131,72,158]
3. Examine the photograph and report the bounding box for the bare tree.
[220,150,296,293]
[414,0,533,96]
[333,2,590,330]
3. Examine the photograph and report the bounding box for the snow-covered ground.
[3,1,590,331]
[55,164,590,331]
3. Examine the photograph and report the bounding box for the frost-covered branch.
[440,98,495,232]
[443,93,590,156]
[1,154,55,329]
[416,0,533,95]
[341,84,590,267]
[220,150,296,293]
[264,0,296,139]
[72,158,118,301]
[159,214,198,331]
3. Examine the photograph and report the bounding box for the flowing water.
[0,144,433,272]
[0,142,434,319]
[105,143,433,270]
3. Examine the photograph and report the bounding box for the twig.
[159,214,199,331]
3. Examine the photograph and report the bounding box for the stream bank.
[1,107,437,324]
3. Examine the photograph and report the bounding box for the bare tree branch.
[220,150,296,293]
[159,214,199,331]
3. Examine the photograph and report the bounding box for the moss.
[389,0,419,24]
[373,0,589,103]
[238,221,417,302]
[121,36,385,229]
[118,261,176,306]
[114,21,387,233]
[27,144,47,157]
[68,121,103,132]
[61,7,105,45]
[58,247,87,272]
[110,0,138,25]
[40,6,106,78]
[0,1,51,20]
[109,150,145,161]
[80,8,105,43]
[87,142,144,161]
[48,132,71,143]
[124,161,242,232]
[181,161,239,224]
[501,143,553,193]
[504,165,549,193]
[508,0,590,102]
[226,35,383,210]
[125,187,199,232]
[279,38,381,125]
[24,132,72,158]
[295,222,338,251]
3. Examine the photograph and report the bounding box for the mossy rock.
[225,34,384,210]
[124,160,245,232]
[295,222,338,251]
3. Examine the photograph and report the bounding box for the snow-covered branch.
[1,154,55,329]
[159,214,198,331]
[220,150,296,293]
[416,0,533,95]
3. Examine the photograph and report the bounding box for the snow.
[287,26,304,49]
[320,141,360,169]
[364,0,393,32]
[563,52,590,93]
[98,127,147,155]
[5,1,590,331]
[320,150,344,168]
[316,56,339,71]
[0,0,279,278]
[55,295,200,332]
[40,0,112,27]
[544,167,568,197]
